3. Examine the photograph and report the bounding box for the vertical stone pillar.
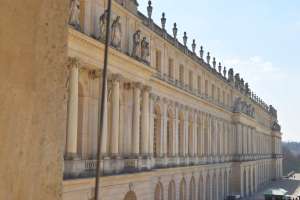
[132,82,142,156]
[237,123,242,154]
[240,168,244,197]
[174,103,179,156]
[184,108,189,156]
[100,73,108,156]
[110,74,121,156]
[141,86,151,155]
[149,94,155,156]
[193,111,197,157]
[162,98,168,156]
[245,167,249,197]
[66,58,79,159]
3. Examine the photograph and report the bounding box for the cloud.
[223,56,286,88]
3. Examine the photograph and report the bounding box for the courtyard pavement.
[246,174,300,200]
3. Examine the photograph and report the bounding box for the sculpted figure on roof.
[141,37,150,63]
[98,11,108,41]
[132,30,141,58]
[111,16,122,49]
[69,0,81,30]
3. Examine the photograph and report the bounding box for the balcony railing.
[63,153,282,179]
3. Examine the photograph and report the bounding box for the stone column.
[184,108,189,156]
[110,74,121,156]
[174,103,179,156]
[141,86,151,156]
[193,111,197,157]
[66,58,79,159]
[162,98,168,156]
[132,82,142,156]
[149,94,155,156]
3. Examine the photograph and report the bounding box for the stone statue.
[223,67,227,78]
[98,11,108,41]
[141,37,150,62]
[234,73,240,88]
[132,30,141,58]
[240,78,245,92]
[69,0,81,30]
[271,121,281,131]
[228,68,234,83]
[269,105,278,118]
[111,16,122,49]
[245,83,250,95]
[233,97,242,112]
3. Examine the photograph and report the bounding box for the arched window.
[155,182,164,200]
[154,105,162,157]
[124,191,137,200]
[168,181,176,200]
[180,178,187,200]
[189,177,196,200]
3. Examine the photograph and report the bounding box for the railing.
[63,153,282,179]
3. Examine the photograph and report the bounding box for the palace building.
[63,0,283,199]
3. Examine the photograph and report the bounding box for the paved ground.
[246,174,300,200]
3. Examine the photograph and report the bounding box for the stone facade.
[63,0,283,199]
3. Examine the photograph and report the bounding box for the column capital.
[68,57,80,68]
[133,82,143,89]
[143,85,152,92]
[110,73,122,82]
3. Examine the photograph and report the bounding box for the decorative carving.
[183,32,188,47]
[141,37,150,63]
[212,57,216,70]
[111,16,122,50]
[192,39,196,53]
[271,121,281,132]
[132,30,141,58]
[69,0,81,30]
[206,52,211,65]
[147,0,153,20]
[199,46,204,59]
[98,11,108,41]
[173,23,178,39]
[161,13,166,30]
[233,97,255,117]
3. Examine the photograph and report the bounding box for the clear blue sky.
[138,0,300,142]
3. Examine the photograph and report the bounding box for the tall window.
[211,84,215,100]
[168,58,174,79]
[217,87,220,102]
[197,76,201,94]
[205,80,208,97]
[189,70,193,90]
[179,65,184,85]
[155,50,162,72]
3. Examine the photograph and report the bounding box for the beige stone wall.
[0,0,68,199]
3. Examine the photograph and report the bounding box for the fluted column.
[132,82,142,156]
[149,94,155,156]
[174,103,179,156]
[141,86,151,155]
[66,58,79,159]
[110,74,121,156]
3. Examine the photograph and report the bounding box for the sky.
[138,0,300,142]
